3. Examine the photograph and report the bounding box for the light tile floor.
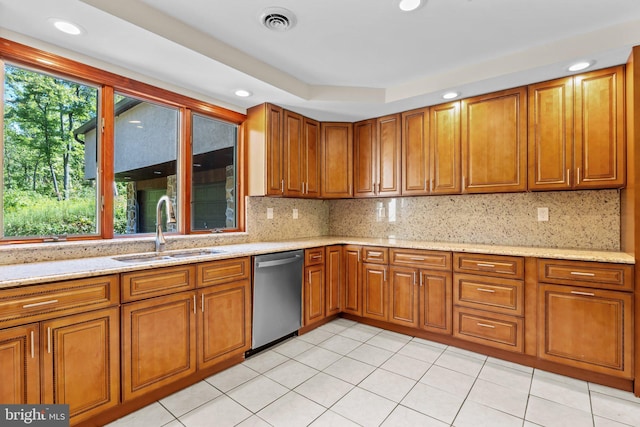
[106,318,640,427]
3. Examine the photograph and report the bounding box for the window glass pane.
[191,114,237,231]
[113,94,178,234]
[2,64,99,239]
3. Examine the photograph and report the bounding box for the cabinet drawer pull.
[30,331,35,359]
[47,327,51,354]
[477,322,495,329]
[193,295,196,314]
[567,168,571,187]
[23,299,59,309]
[311,255,322,259]
[410,257,425,261]
[419,273,423,287]
[570,271,595,277]
[383,268,387,281]
[570,291,595,297]
[476,263,495,268]
[201,294,205,313]
[413,271,417,285]
[368,251,383,256]
[476,288,496,293]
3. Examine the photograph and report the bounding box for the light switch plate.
[267,207,273,219]
[293,208,298,219]
[537,207,549,221]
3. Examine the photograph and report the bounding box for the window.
[0,38,246,243]
[191,114,238,231]
[111,94,179,235]
[2,64,99,239]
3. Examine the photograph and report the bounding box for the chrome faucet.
[155,195,177,252]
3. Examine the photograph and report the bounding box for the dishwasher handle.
[256,254,302,269]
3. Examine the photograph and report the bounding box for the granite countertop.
[0,236,634,289]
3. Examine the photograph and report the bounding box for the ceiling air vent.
[260,7,297,31]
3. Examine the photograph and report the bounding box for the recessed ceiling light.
[234,89,252,97]
[49,18,84,35]
[442,91,460,100]
[568,61,593,72]
[399,0,422,11]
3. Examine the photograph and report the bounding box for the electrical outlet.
[293,208,299,219]
[537,207,549,222]
[267,207,273,219]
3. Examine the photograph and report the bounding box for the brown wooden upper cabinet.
[247,103,320,197]
[283,111,320,197]
[528,66,625,190]
[461,87,527,193]
[321,122,353,198]
[401,102,461,195]
[354,114,402,197]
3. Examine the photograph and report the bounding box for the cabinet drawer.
[305,248,325,266]
[453,253,524,279]
[197,257,250,288]
[538,259,633,291]
[453,273,524,316]
[390,248,451,270]
[0,275,119,328]
[121,266,196,302]
[362,247,388,264]
[453,307,523,353]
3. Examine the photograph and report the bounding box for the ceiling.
[1,0,640,121]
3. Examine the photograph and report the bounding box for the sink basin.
[168,249,225,258]
[114,253,174,263]
[113,248,225,263]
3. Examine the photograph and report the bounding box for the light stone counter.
[0,236,634,289]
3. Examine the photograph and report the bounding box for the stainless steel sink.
[114,253,174,263]
[113,248,225,263]
[168,249,225,258]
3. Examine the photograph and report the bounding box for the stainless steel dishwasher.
[251,250,304,351]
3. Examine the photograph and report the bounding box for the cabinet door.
[574,66,625,189]
[420,270,452,334]
[0,324,40,404]
[377,113,402,196]
[431,101,461,194]
[42,307,119,423]
[321,122,353,198]
[122,291,196,401]
[266,104,285,195]
[325,245,342,316]
[528,77,573,190]
[538,284,632,378]
[353,119,377,197]
[198,280,251,369]
[303,117,321,197]
[362,263,388,321]
[304,264,325,326]
[389,267,419,328]
[284,110,304,197]
[461,87,527,193]
[342,246,361,316]
[401,107,430,195]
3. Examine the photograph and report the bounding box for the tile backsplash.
[0,190,621,265]
[328,190,621,250]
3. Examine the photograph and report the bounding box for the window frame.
[0,37,246,244]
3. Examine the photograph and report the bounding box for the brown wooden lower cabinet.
[342,246,362,316]
[197,279,251,369]
[362,263,388,321]
[419,270,453,334]
[304,264,325,326]
[325,245,342,316]
[0,323,40,404]
[538,283,633,378]
[42,307,120,424]
[122,291,197,401]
